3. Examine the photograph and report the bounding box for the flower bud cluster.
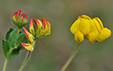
[12,10,28,28]
[21,18,51,51]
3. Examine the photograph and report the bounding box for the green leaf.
[8,48,20,60]
[2,28,29,60]
[6,28,14,41]
[2,40,9,58]
[16,33,25,46]
[17,34,28,50]
[8,29,19,48]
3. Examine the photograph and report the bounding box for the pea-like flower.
[70,15,111,43]
[91,17,111,42]
[21,18,51,51]
[12,9,28,28]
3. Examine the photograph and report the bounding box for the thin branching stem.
[60,43,81,71]
[19,51,32,71]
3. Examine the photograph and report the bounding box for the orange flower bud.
[29,18,35,35]
[23,27,34,43]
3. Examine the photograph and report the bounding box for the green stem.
[2,48,14,71]
[19,51,32,71]
[60,43,81,71]
[2,58,8,71]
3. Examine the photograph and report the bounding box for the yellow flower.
[70,15,111,43]
[70,15,95,43]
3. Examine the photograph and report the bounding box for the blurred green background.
[0,0,113,71]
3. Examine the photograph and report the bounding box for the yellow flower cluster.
[70,15,111,43]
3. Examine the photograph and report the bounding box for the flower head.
[70,15,111,43]
[34,18,51,38]
[12,10,28,28]
[21,18,51,51]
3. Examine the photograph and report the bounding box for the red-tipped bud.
[23,27,34,43]
[41,18,51,35]
[42,18,50,29]
[29,18,35,35]
[34,18,51,39]
[21,12,25,19]
[13,10,21,17]
[25,14,28,20]
[12,10,21,24]
[12,10,28,28]
[21,42,35,51]
[34,19,42,30]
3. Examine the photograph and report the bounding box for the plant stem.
[60,43,81,71]
[2,48,14,71]
[19,51,32,71]
[2,58,8,71]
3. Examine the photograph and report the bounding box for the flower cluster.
[70,15,111,43]
[12,10,28,28]
[21,18,51,51]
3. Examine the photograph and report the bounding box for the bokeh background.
[0,0,113,71]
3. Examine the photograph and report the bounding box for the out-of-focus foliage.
[0,0,113,71]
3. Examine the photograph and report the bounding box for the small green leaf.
[2,40,9,58]
[17,34,28,50]
[16,33,25,46]
[6,28,14,41]
[9,29,19,48]
[8,48,20,60]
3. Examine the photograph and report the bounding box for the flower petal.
[29,18,35,35]
[23,27,34,42]
[79,19,92,35]
[96,28,111,42]
[21,42,34,51]
[75,31,84,43]
[34,18,43,30]
[88,31,98,43]
[40,18,51,35]
[92,17,103,32]
[79,15,91,19]
[70,19,80,34]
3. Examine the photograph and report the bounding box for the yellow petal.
[88,31,98,43]
[92,17,103,32]
[96,28,111,42]
[79,19,92,35]
[96,34,105,42]
[79,15,91,19]
[70,19,80,34]
[75,31,84,43]
[45,22,51,35]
